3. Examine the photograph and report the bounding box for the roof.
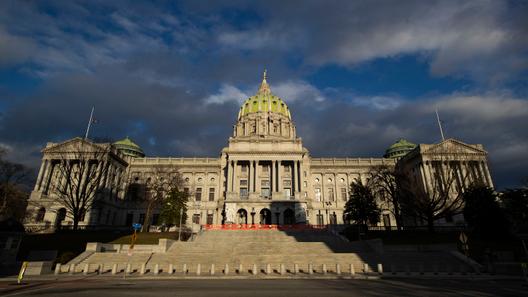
[238,70,291,120]
[113,137,145,157]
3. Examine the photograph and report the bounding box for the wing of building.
[24,72,494,232]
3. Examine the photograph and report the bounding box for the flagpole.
[435,108,445,142]
[84,106,95,140]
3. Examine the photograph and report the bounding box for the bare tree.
[399,157,473,232]
[51,141,114,230]
[0,149,30,222]
[137,166,184,232]
[369,165,408,230]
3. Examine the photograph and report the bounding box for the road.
[1,278,527,297]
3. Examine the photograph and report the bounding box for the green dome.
[384,139,416,159]
[237,71,291,120]
[113,137,145,158]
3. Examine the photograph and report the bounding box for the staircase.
[71,229,470,275]
[147,229,376,273]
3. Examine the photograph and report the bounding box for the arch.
[55,208,66,228]
[283,208,295,225]
[259,208,272,225]
[35,207,46,222]
[237,209,248,224]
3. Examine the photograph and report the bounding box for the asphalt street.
[1,278,527,297]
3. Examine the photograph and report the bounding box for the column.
[248,160,253,194]
[271,160,276,193]
[278,160,283,194]
[227,160,232,192]
[253,161,258,193]
[482,161,494,188]
[35,160,48,191]
[44,161,55,194]
[334,173,338,204]
[255,161,260,194]
[293,160,298,195]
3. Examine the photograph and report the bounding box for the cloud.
[214,0,528,84]
[204,84,248,105]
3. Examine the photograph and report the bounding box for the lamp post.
[178,208,183,241]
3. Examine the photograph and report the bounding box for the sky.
[0,0,527,189]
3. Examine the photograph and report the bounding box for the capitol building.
[25,72,494,231]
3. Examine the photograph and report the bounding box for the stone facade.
[24,73,494,231]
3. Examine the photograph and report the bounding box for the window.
[303,181,307,187]
[315,188,321,201]
[241,165,248,173]
[284,166,291,173]
[152,214,159,225]
[328,188,334,201]
[261,187,270,197]
[192,214,201,224]
[262,165,269,173]
[240,188,248,198]
[315,178,320,183]
[210,177,215,182]
[261,180,270,187]
[35,207,46,222]
[197,177,203,183]
[240,180,248,186]
[207,214,214,225]
[183,187,189,195]
[195,188,202,201]
[283,180,291,187]
[209,188,215,201]
[341,188,347,201]
[139,213,146,224]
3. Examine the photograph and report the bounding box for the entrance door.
[237,209,248,224]
[55,208,66,229]
[259,208,272,224]
[283,208,295,225]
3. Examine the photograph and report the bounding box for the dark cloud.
[0,0,527,190]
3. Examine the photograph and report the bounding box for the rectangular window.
[328,188,334,201]
[261,188,270,197]
[341,188,347,201]
[241,165,247,173]
[207,214,214,225]
[152,214,159,225]
[283,180,291,187]
[183,187,189,195]
[208,188,215,201]
[240,188,248,198]
[261,180,270,187]
[195,188,202,201]
[315,188,321,201]
[262,165,269,173]
[192,214,200,224]
[240,180,248,186]
[139,213,145,224]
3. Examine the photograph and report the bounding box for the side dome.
[384,139,416,159]
[113,137,145,158]
[237,70,291,120]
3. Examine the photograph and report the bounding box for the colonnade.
[226,159,302,199]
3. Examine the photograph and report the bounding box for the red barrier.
[202,224,328,231]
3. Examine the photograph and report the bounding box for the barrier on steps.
[203,224,328,231]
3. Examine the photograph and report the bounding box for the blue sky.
[0,0,527,189]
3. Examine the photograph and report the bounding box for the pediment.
[42,137,109,154]
[422,138,486,155]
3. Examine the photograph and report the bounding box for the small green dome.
[384,139,416,159]
[238,70,291,120]
[113,137,145,158]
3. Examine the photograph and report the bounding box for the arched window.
[36,207,46,222]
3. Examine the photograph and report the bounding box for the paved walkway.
[1,277,527,297]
